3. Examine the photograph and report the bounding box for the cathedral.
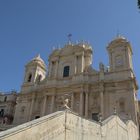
[0,36,139,131]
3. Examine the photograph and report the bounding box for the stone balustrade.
[0,110,139,140]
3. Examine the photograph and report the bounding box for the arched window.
[27,74,32,82]
[63,66,70,77]
[36,74,42,83]
[4,96,7,102]
[38,75,42,81]
[0,109,4,117]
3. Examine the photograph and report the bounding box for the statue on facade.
[99,62,105,71]
[62,98,70,109]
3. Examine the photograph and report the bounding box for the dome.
[107,35,128,48]
[32,54,44,63]
[113,35,127,42]
[26,54,46,68]
[111,35,127,43]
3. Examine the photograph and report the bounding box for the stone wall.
[0,111,65,140]
[66,111,101,140]
[66,111,139,140]
[0,110,139,140]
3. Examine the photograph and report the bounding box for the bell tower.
[107,36,133,72]
[107,36,139,125]
[21,54,46,93]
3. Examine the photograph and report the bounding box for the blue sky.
[0,0,140,97]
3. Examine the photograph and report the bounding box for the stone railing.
[0,111,65,140]
[0,110,139,140]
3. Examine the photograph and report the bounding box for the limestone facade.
[9,36,138,128]
[0,36,139,131]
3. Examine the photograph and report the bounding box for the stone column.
[41,95,47,116]
[81,54,84,73]
[71,93,74,110]
[80,92,84,116]
[100,91,104,117]
[29,94,35,121]
[49,62,52,78]
[55,60,59,77]
[51,95,55,113]
[126,49,132,69]
[74,55,77,74]
[99,83,104,118]
[85,92,89,118]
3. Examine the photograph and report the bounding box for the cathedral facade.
[0,36,139,128]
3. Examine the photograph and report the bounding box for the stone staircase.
[0,110,139,140]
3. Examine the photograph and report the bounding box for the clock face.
[115,56,123,66]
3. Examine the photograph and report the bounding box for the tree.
[138,0,140,9]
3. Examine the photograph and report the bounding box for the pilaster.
[51,95,55,113]
[85,92,89,118]
[81,53,84,73]
[80,92,84,116]
[74,55,77,74]
[100,83,104,118]
[41,95,47,116]
[71,93,74,110]
[28,94,35,121]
